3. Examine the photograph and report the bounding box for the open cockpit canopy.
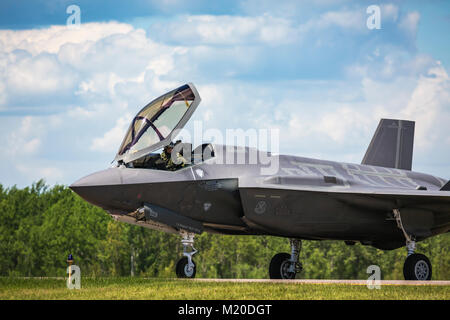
[115,83,201,164]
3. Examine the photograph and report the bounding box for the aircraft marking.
[254,201,267,214]
[195,168,205,178]
[283,161,350,188]
[281,160,420,189]
[343,164,417,188]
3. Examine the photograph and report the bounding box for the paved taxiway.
[188,279,450,286]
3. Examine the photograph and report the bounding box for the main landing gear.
[269,239,303,279]
[393,209,432,280]
[175,230,198,278]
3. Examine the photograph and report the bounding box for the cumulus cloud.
[7,116,44,157]
[399,11,420,38]
[313,10,365,30]
[6,53,75,95]
[0,22,133,55]
[0,4,448,186]
[150,14,300,46]
[15,164,64,182]
[381,3,399,22]
[400,64,450,149]
[149,9,374,47]
[91,114,132,152]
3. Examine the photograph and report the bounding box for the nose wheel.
[176,257,197,278]
[176,230,198,278]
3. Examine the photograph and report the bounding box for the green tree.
[0,181,448,280]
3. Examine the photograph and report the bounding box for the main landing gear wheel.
[403,254,432,281]
[393,209,432,281]
[176,257,197,278]
[269,239,303,279]
[269,253,296,279]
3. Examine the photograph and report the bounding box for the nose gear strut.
[176,230,198,278]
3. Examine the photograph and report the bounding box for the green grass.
[0,277,448,300]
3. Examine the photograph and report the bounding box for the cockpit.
[114,83,214,171]
[128,143,215,171]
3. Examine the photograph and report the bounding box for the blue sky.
[0,0,449,187]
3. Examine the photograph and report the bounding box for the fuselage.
[70,145,449,250]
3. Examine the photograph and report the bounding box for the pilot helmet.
[164,142,175,152]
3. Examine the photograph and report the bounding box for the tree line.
[0,180,448,279]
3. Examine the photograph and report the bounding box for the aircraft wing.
[238,176,450,200]
[238,175,450,233]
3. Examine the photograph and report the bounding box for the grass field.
[0,277,449,300]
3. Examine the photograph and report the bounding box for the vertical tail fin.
[441,181,450,191]
[361,119,415,170]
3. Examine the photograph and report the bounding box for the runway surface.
[189,279,450,286]
[14,277,450,285]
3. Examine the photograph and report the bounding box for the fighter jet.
[70,83,450,280]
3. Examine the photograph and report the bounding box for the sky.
[0,0,449,187]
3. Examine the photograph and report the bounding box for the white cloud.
[0,22,133,56]
[0,7,447,187]
[149,9,374,47]
[0,80,5,107]
[22,138,41,154]
[315,107,371,143]
[400,64,450,149]
[15,164,64,182]
[314,10,365,30]
[399,11,420,39]
[7,116,44,157]
[91,114,132,152]
[382,3,399,22]
[150,14,299,46]
[6,53,75,95]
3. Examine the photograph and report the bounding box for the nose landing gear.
[176,230,198,278]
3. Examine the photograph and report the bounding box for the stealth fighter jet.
[71,83,450,280]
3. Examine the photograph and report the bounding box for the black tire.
[269,253,296,279]
[176,257,196,278]
[403,253,432,280]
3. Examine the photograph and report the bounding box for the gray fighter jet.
[70,83,450,280]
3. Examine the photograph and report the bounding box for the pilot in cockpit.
[159,140,187,171]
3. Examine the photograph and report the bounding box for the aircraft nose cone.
[70,168,122,207]
[70,168,122,188]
